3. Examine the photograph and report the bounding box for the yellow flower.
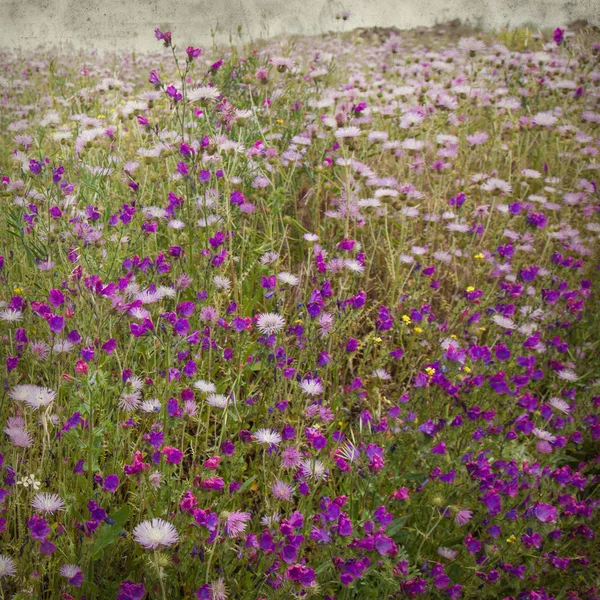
[13,288,23,295]
[373,337,382,343]
[506,535,517,544]
[295,319,303,324]
[402,315,411,324]
[97,114,105,119]
[464,366,471,373]
[479,327,487,332]
[466,286,475,293]
[276,119,284,125]
[450,334,457,339]
[414,327,422,334]
[425,367,436,376]
[474,253,484,260]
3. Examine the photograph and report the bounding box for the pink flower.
[224,511,250,537]
[455,510,473,526]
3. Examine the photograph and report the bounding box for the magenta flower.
[154,28,172,46]
[102,338,117,354]
[431,442,446,455]
[286,564,316,586]
[161,446,183,464]
[148,70,161,86]
[553,27,564,44]
[186,46,202,60]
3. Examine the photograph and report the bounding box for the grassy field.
[0,21,599,600]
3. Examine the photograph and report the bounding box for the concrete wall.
[1,0,598,52]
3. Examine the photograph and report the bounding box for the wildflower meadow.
[1,21,600,600]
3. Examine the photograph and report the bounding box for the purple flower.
[154,28,172,46]
[186,46,202,60]
[534,503,557,523]
[173,318,190,336]
[345,338,358,352]
[102,338,117,354]
[48,314,65,333]
[431,442,446,455]
[286,564,315,586]
[117,580,146,600]
[481,491,502,516]
[27,514,50,541]
[103,474,119,493]
[148,69,161,86]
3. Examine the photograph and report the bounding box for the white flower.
[491,315,516,330]
[372,368,392,380]
[31,493,65,514]
[533,111,558,127]
[344,259,365,273]
[277,272,299,286]
[0,309,23,322]
[335,126,361,139]
[253,428,282,446]
[548,397,571,414]
[337,442,360,463]
[209,577,229,600]
[140,398,161,413]
[299,458,328,481]
[300,379,323,396]
[17,474,41,490]
[52,340,75,354]
[194,380,217,394]
[0,555,17,578]
[260,251,279,265]
[10,384,56,410]
[60,564,81,579]
[206,393,230,409]
[458,37,487,53]
[119,391,142,412]
[256,313,285,335]
[213,275,231,291]
[261,512,282,527]
[532,428,557,443]
[437,547,458,559]
[187,86,220,102]
[132,518,179,549]
[557,368,578,382]
[149,471,162,489]
[156,286,176,299]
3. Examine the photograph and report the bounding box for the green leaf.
[386,516,408,537]
[92,505,130,558]
[82,581,99,595]
[238,475,258,493]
